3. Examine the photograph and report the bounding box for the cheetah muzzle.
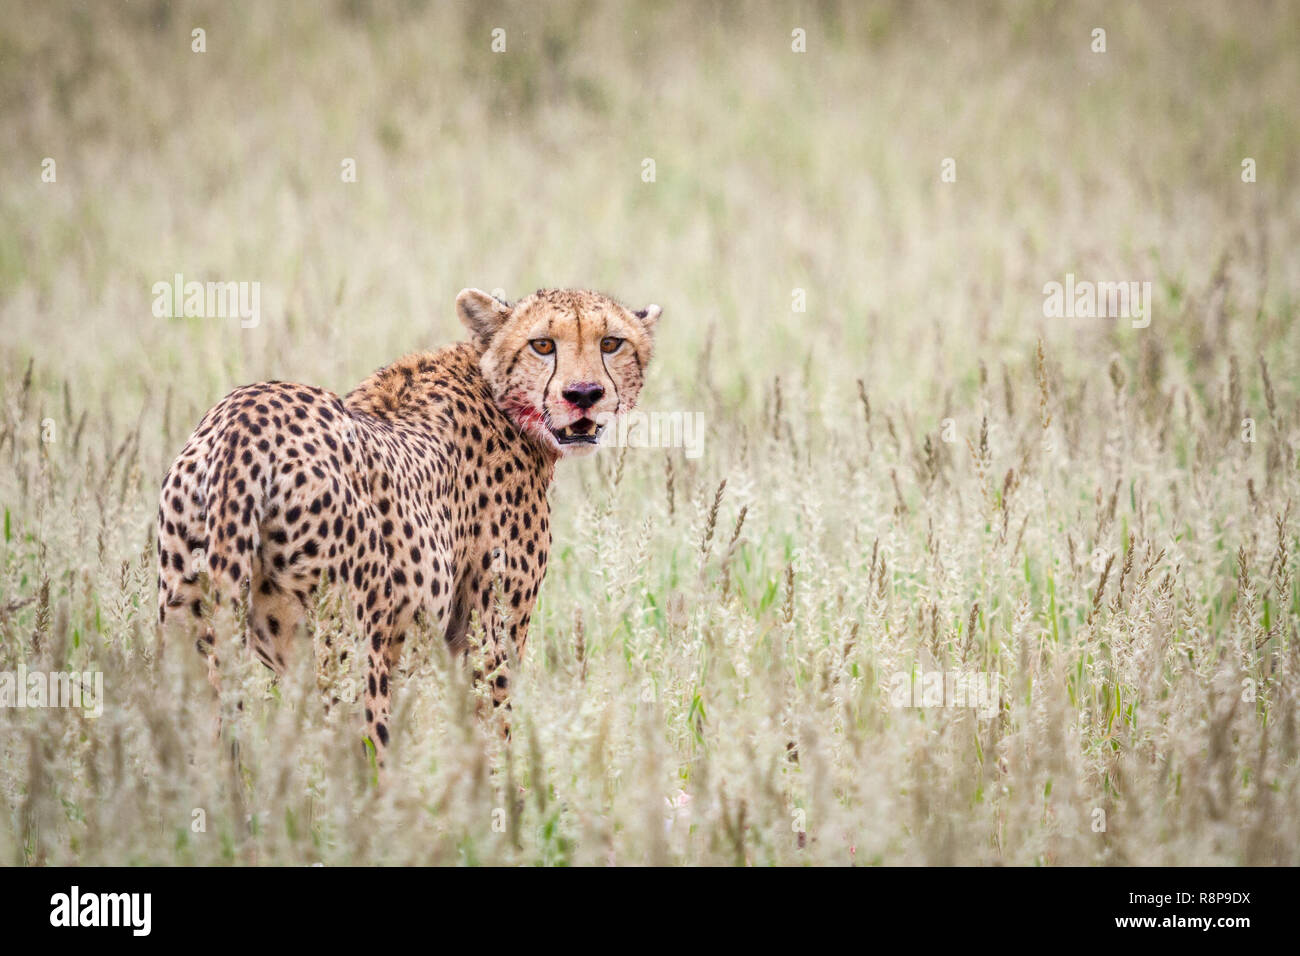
[551,417,603,445]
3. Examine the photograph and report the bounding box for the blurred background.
[2,0,1296,418]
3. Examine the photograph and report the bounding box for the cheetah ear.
[633,304,662,334]
[457,289,513,347]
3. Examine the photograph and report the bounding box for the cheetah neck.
[345,343,557,482]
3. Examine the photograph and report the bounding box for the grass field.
[2,0,1299,865]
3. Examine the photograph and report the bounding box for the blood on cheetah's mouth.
[550,417,603,445]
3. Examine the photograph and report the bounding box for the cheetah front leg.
[337,502,401,772]
[463,553,539,738]
[352,587,400,771]
[483,606,539,740]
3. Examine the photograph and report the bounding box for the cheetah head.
[457,288,661,459]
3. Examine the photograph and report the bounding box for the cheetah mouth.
[550,417,603,445]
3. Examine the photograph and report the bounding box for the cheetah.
[156,288,661,763]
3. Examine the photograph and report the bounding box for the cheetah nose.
[562,382,605,410]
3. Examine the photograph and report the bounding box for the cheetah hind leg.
[157,582,231,753]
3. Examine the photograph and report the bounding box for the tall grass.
[1,0,1298,864]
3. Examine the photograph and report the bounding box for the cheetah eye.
[600,336,623,354]
[530,338,555,356]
